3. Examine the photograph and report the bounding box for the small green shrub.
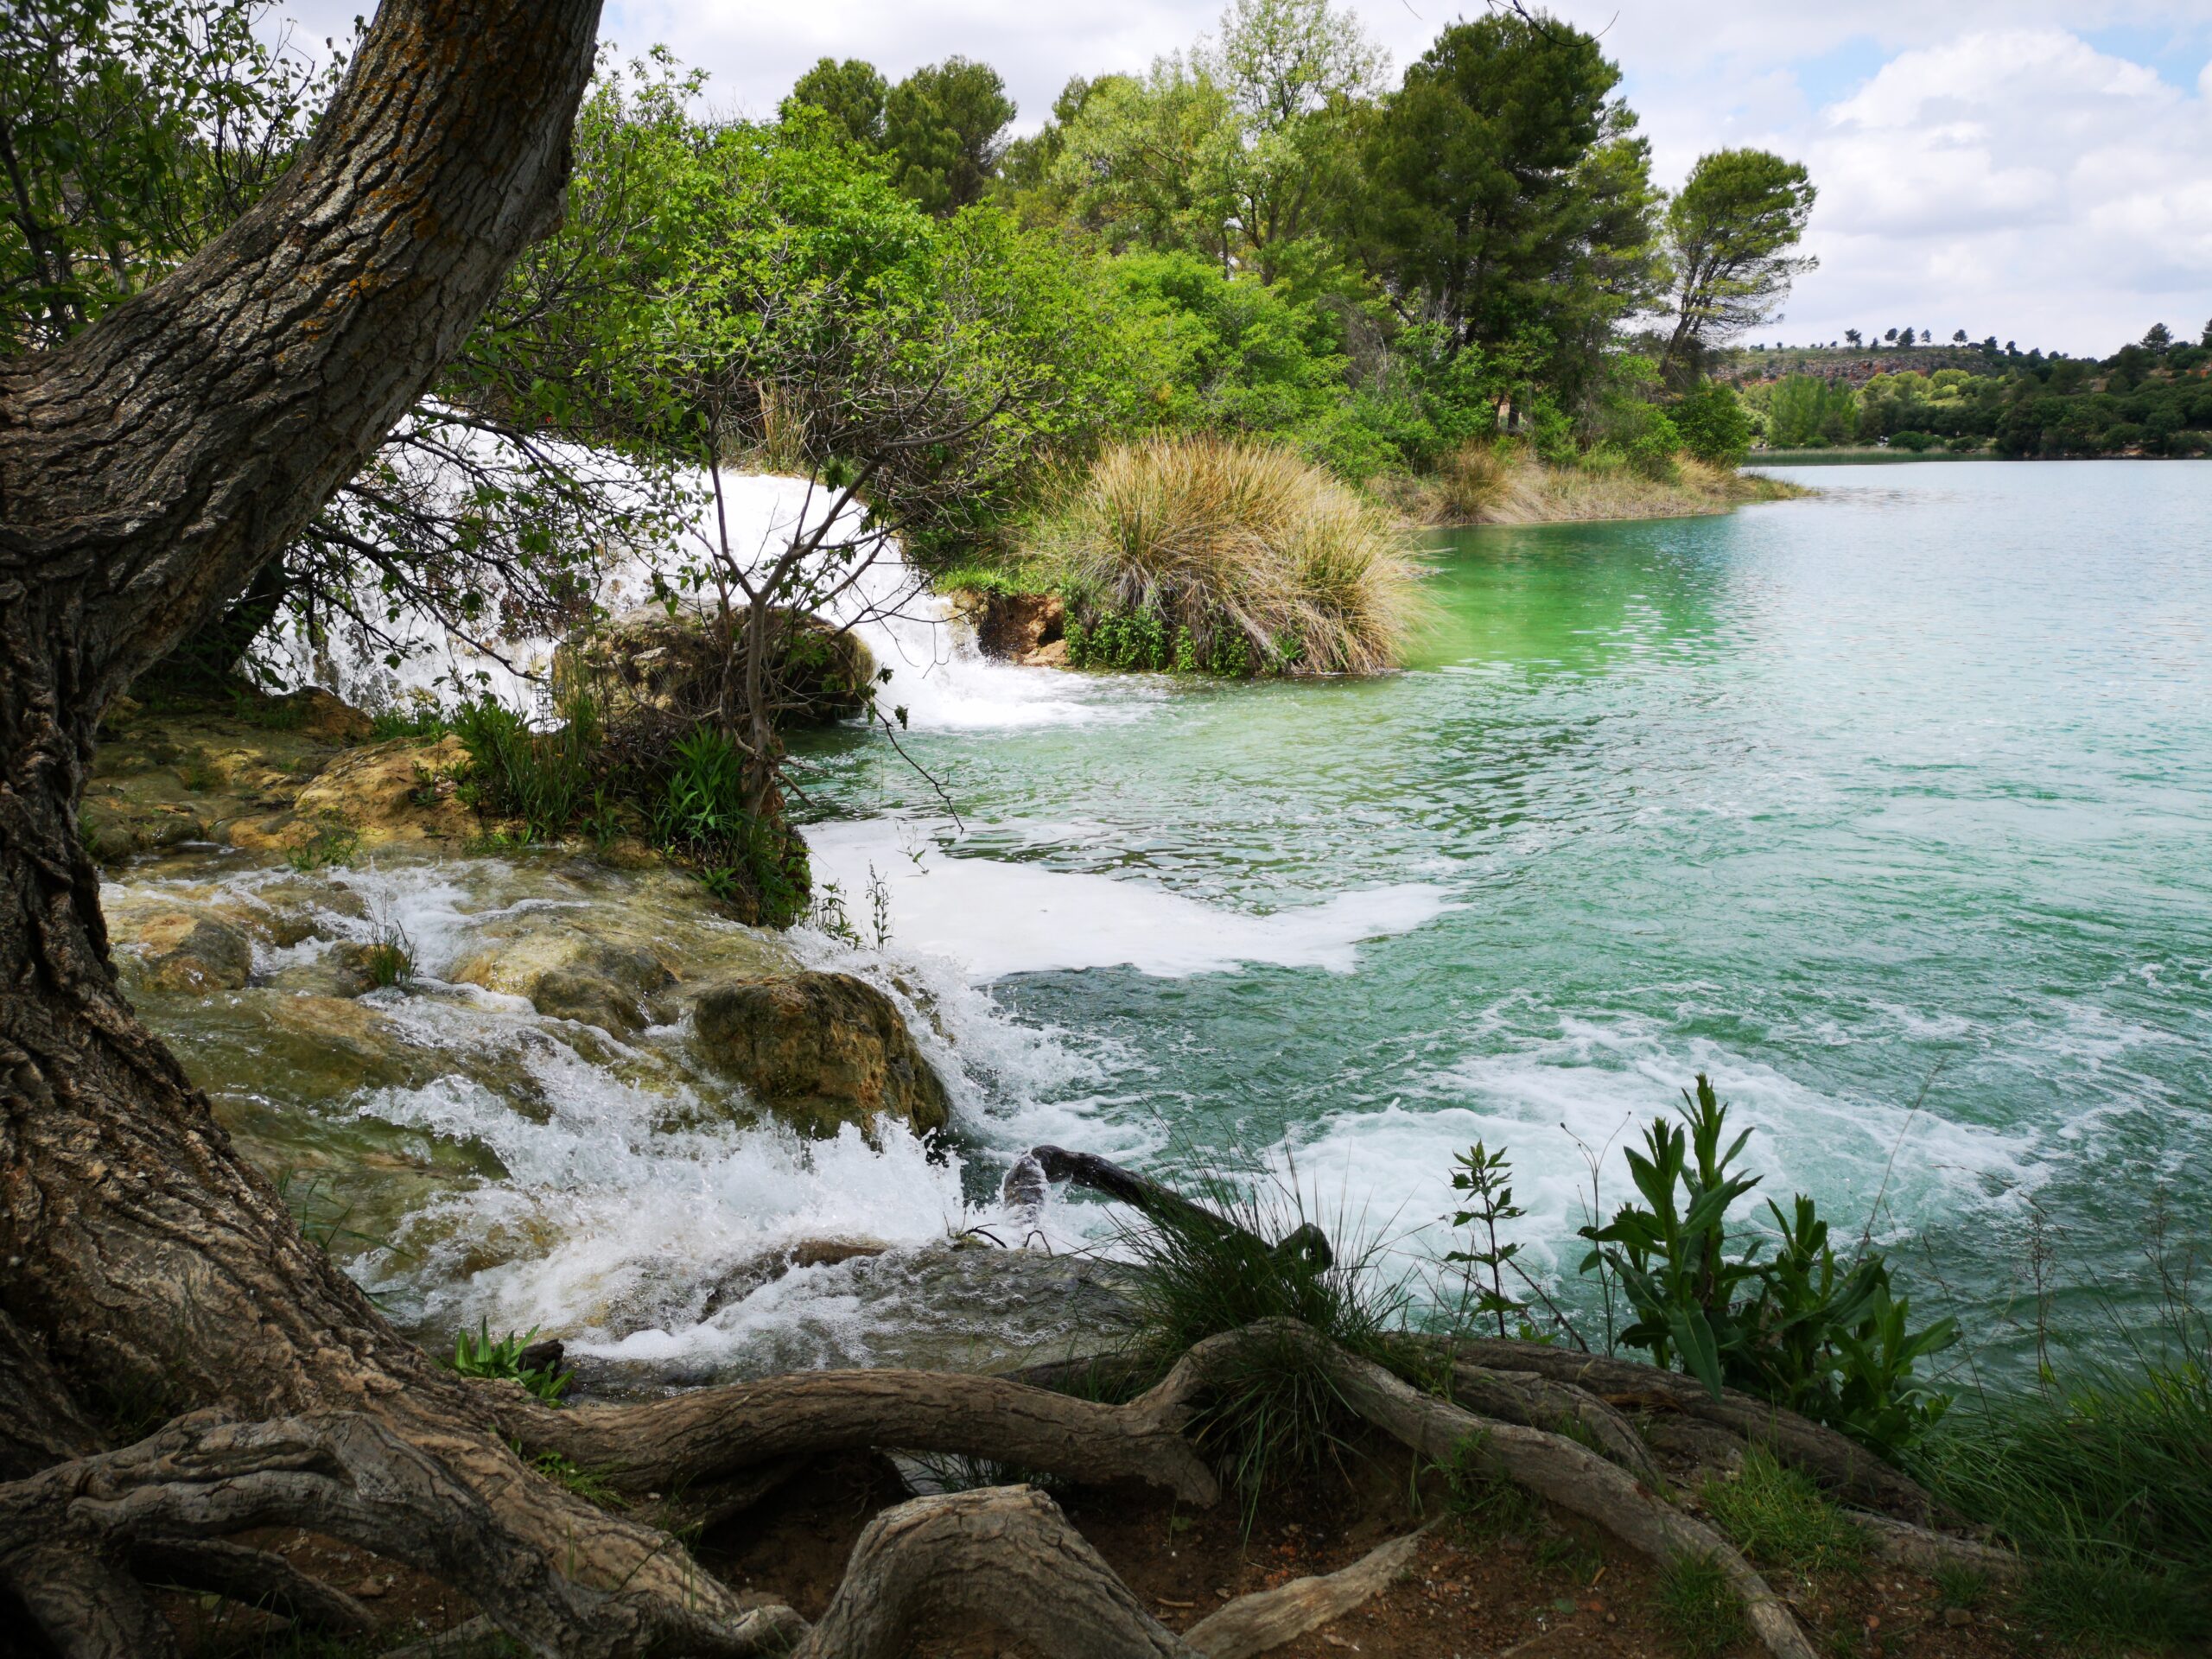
[447,1320,570,1405]
[285,819,360,872]
[1444,1140,1535,1339]
[370,705,450,741]
[652,727,809,927]
[1653,1553,1746,1658]
[1578,1076,1955,1457]
[452,695,599,844]
[176,752,222,792]
[1671,382,1753,467]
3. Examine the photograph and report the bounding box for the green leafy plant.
[652,726,809,926]
[1445,1141,1535,1339]
[284,818,360,872]
[447,1320,571,1406]
[1578,1076,1956,1456]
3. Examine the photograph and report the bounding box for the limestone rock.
[557,603,875,728]
[110,903,254,993]
[448,931,678,1039]
[962,590,1065,661]
[266,735,474,853]
[690,971,950,1140]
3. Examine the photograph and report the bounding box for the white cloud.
[1785,29,2212,349]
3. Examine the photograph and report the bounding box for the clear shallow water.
[806,461,2212,1364]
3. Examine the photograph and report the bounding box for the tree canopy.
[1658,148,1816,381]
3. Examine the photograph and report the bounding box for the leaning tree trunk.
[0,0,601,1429]
[0,3,834,1648]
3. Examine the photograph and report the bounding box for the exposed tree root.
[1398,1334,1940,1520]
[520,1366,1219,1506]
[1440,1360,1666,1486]
[3,1319,1974,1658]
[1144,1322,1821,1659]
[0,1408,805,1658]
[1842,1510,2026,1582]
[130,1536,372,1634]
[796,1485,1192,1658]
[1183,1522,1434,1658]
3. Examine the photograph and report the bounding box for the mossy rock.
[690,971,950,1141]
[556,603,876,729]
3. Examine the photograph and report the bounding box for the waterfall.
[264,462,1126,732]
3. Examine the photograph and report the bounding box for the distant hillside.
[1712,331,2212,458]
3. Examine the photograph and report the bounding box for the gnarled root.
[0,1408,804,1659]
[1404,1335,1939,1521]
[1441,1361,1666,1486]
[522,1366,1219,1508]
[1145,1322,1821,1659]
[797,1485,1193,1659]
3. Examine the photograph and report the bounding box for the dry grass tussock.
[1042,435,1422,676]
[1390,444,1807,528]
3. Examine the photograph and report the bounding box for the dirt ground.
[155,1431,2049,1659]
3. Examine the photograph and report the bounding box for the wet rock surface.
[691,970,953,1139]
[957,589,1065,664]
[557,602,877,728]
[109,899,255,993]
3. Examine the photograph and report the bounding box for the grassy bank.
[1380,448,1809,527]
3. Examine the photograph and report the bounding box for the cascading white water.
[264,462,1133,733]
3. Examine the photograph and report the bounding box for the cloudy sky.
[288,2,2212,356]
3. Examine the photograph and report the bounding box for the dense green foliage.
[1738,330,2212,456]
[451,697,810,925]
[1577,1077,1957,1457]
[1912,1286,2212,1649]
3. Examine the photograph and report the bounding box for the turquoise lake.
[809,460,2212,1370]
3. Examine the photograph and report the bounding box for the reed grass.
[1040,435,1421,677]
[1383,446,1808,528]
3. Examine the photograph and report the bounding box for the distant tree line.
[1738,323,2212,457]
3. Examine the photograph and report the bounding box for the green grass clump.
[360,918,415,990]
[1653,1553,1746,1658]
[1433,1430,1540,1539]
[452,695,600,845]
[1701,1447,1863,1576]
[1040,435,1420,678]
[1122,1171,1407,1526]
[1912,1341,2212,1652]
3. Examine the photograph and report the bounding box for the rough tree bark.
[0,0,603,1425]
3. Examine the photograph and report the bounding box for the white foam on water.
[804,817,1452,982]
[1278,1015,2041,1298]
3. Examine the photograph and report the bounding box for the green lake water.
[809,460,2212,1367]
